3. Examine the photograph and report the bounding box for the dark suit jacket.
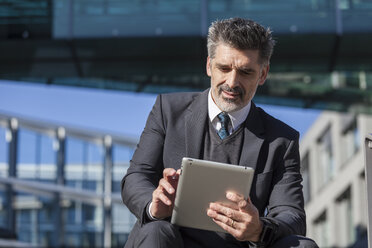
[121,89,306,245]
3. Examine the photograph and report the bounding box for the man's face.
[207,43,269,112]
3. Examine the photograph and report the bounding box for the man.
[121,18,318,248]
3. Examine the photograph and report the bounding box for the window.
[0,126,8,177]
[301,152,311,204]
[63,200,103,247]
[317,125,334,189]
[37,196,55,247]
[112,202,135,233]
[112,144,133,193]
[64,137,104,246]
[83,203,102,228]
[65,137,85,190]
[336,187,355,247]
[0,185,6,228]
[111,145,136,246]
[53,0,201,38]
[17,129,37,179]
[341,118,360,164]
[15,192,55,246]
[17,128,56,180]
[86,142,104,193]
[65,137,104,192]
[313,211,330,247]
[357,172,368,240]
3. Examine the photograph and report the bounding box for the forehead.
[213,43,260,66]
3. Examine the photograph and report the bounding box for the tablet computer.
[171,157,254,233]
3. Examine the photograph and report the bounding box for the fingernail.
[226,192,232,198]
[169,188,174,193]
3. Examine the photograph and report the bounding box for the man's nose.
[225,70,240,88]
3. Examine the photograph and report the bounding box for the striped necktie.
[217,112,230,139]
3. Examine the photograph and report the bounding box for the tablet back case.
[171,157,254,233]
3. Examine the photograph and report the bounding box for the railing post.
[53,127,66,247]
[6,118,18,234]
[365,134,372,248]
[103,135,113,247]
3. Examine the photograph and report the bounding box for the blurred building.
[301,112,372,247]
[0,114,137,247]
[1,0,372,113]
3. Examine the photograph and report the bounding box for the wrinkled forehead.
[211,44,261,66]
[212,41,266,65]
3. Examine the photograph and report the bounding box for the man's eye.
[219,67,230,72]
[241,70,252,75]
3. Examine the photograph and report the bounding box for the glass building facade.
[49,0,372,38]
[1,0,372,114]
[0,114,137,247]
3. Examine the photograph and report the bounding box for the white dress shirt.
[208,89,251,135]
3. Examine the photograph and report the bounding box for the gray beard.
[214,96,244,112]
[214,85,244,112]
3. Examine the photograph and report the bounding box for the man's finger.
[226,192,253,212]
[163,168,177,178]
[226,191,244,203]
[154,189,172,206]
[210,202,248,222]
[159,178,175,194]
[207,208,241,229]
[238,200,248,210]
[209,202,238,220]
[212,218,241,239]
[238,196,255,213]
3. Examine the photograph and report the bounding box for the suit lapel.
[184,93,266,168]
[185,89,209,159]
[239,103,265,172]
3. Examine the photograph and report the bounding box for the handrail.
[0,176,123,206]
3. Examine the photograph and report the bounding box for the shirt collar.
[208,89,251,131]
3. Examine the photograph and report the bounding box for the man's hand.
[207,192,263,242]
[150,168,181,219]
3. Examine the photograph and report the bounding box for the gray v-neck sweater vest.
[202,120,245,165]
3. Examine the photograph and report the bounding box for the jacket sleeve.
[121,95,166,225]
[265,134,306,244]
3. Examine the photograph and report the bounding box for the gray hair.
[207,17,275,65]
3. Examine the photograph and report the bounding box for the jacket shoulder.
[160,91,201,104]
[157,91,205,114]
[256,106,300,140]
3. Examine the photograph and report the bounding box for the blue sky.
[0,80,320,139]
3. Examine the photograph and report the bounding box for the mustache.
[218,84,244,96]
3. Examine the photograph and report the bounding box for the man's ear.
[206,56,211,77]
[258,64,269,85]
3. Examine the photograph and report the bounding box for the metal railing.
[365,134,372,248]
[0,112,138,247]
